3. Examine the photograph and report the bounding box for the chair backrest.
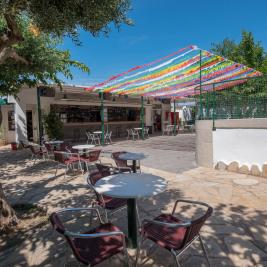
[44,143,53,152]
[85,131,91,139]
[88,149,102,162]
[183,204,213,247]
[49,212,92,265]
[111,151,127,168]
[54,151,68,164]
[86,164,112,205]
[29,145,39,154]
[20,140,29,148]
[88,163,111,186]
[59,142,69,152]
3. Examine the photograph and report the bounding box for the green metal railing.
[195,76,267,126]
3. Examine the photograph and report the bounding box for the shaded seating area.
[86,163,128,222]
[136,199,213,267]
[49,208,129,266]
[111,151,141,173]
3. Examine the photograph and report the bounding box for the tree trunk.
[0,183,18,229]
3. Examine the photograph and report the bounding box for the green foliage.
[43,110,63,140]
[0,0,132,95]
[0,0,132,41]
[211,31,267,73]
[211,31,267,96]
[0,17,89,95]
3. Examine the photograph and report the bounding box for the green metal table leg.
[132,159,137,173]
[127,198,137,248]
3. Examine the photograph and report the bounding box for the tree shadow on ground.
[0,147,267,266]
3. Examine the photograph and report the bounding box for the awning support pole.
[100,92,105,145]
[199,50,203,119]
[37,87,43,145]
[173,98,176,135]
[141,96,144,140]
[212,84,216,130]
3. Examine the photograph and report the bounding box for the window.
[51,105,101,123]
[108,107,140,121]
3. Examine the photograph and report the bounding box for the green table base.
[127,198,137,248]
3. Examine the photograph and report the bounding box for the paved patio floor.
[0,134,267,266]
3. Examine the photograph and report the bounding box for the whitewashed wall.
[213,128,267,169]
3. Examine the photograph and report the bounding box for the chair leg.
[199,235,211,267]
[135,236,145,267]
[122,238,130,267]
[55,163,59,177]
[171,250,181,267]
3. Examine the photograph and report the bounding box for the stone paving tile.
[0,135,267,266]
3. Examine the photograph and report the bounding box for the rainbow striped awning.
[85,45,262,98]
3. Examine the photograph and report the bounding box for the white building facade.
[0,85,171,144]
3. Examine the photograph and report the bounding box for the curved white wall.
[213,129,267,169]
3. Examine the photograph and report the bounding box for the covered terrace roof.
[85,45,262,98]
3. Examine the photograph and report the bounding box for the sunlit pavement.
[0,134,266,266]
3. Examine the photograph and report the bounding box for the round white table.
[134,127,142,131]
[94,173,167,248]
[72,144,95,151]
[45,140,64,150]
[93,131,102,135]
[119,152,146,173]
[45,140,64,144]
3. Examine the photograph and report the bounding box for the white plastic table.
[45,140,64,150]
[72,144,95,151]
[45,140,64,144]
[119,152,146,173]
[93,131,102,135]
[94,173,167,248]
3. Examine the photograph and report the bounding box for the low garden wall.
[196,118,267,177]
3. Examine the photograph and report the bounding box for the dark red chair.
[49,208,129,266]
[80,150,102,172]
[86,164,128,222]
[136,199,213,267]
[111,151,140,173]
[54,151,82,178]
[29,144,48,164]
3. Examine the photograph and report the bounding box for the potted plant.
[43,110,63,140]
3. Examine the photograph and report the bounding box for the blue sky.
[59,0,267,86]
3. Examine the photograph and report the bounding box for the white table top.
[93,131,102,134]
[134,128,142,130]
[94,173,167,199]
[45,140,64,144]
[119,152,146,161]
[72,144,95,150]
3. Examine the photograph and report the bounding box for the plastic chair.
[105,131,112,144]
[49,208,129,267]
[136,199,213,267]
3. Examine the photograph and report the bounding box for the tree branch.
[0,47,28,65]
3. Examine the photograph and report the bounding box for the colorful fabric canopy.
[85,45,262,98]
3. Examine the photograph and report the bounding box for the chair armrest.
[172,199,212,215]
[64,230,125,239]
[56,207,104,224]
[142,218,191,229]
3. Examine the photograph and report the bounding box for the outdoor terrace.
[0,134,266,267]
